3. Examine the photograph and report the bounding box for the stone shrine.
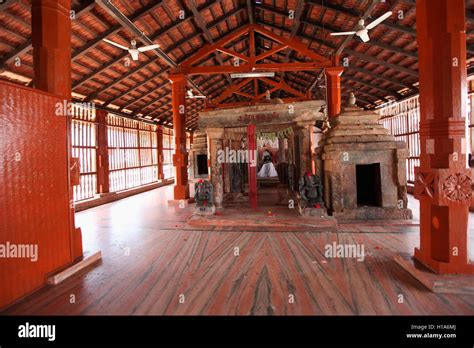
[316,94,412,220]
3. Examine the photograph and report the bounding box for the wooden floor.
[3,185,474,315]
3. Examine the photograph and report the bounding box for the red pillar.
[325,67,344,118]
[414,0,474,274]
[248,124,257,209]
[169,73,189,199]
[157,126,164,180]
[96,109,110,194]
[32,0,72,97]
[32,0,83,261]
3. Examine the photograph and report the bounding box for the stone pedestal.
[299,207,329,218]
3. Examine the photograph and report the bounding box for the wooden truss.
[172,23,335,109]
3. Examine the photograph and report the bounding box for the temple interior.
[1,0,474,316]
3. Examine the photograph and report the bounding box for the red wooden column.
[32,0,72,97]
[414,0,474,274]
[169,73,189,199]
[96,109,110,194]
[32,0,83,261]
[248,124,257,209]
[325,66,344,118]
[156,126,164,180]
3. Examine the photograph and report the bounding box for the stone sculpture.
[194,180,215,215]
[298,173,324,209]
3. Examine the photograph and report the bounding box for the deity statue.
[299,173,324,208]
[194,180,213,206]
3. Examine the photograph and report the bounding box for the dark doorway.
[356,163,382,207]
[196,154,208,175]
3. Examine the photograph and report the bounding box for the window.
[162,127,175,179]
[107,114,159,192]
[379,89,474,184]
[71,104,97,201]
[379,96,420,184]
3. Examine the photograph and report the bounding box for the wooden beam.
[342,75,402,99]
[347,66,417,91]
[185,61,332,75]
[121,81,169,111]
[279,0,306,96]
[96,0,204,96]
[186,0,234,88]
[254,44,288,61]
[216,47,249,62]
[343,49,418,77]
[247,0,254,24]
[72,1,164,62]
[212,78,252,104]
[181,25,251,68]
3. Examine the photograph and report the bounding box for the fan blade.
[366,11,392,30]
[130,50,139,61]
[357,30,370,42]
[330,32,356,36]
[138,44,160,52]
[103,38,129,51]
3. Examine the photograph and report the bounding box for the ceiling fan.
[330,11,393,43]
[103,38,160,61]
[186,89,206,99]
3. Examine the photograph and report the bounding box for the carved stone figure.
[194,180,214,206]
[299,173,324,208]
[194,180,216,216]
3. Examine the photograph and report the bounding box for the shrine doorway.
[200,100,326,210]
[255,129,294,207]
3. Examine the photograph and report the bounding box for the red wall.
[0,80,74,309]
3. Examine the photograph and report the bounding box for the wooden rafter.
[179,23,333,77]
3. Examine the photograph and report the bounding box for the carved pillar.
[207,128,224,209]
[224,138,231,194]
[278,137,287,162]
[287,130,296,191]
[414,0,474,274]
[295,123,313,178]
[325,67,344,118]
[169,73,189,199]
[96,109,109,194]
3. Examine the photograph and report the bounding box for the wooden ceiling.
[1,0,474,130]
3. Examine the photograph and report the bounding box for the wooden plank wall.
[0,81,74,309]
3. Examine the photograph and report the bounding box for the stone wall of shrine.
[316,98,412,220]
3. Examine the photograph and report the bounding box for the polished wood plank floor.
[3,186,474,315]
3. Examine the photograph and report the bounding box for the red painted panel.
[0,81,74,309]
